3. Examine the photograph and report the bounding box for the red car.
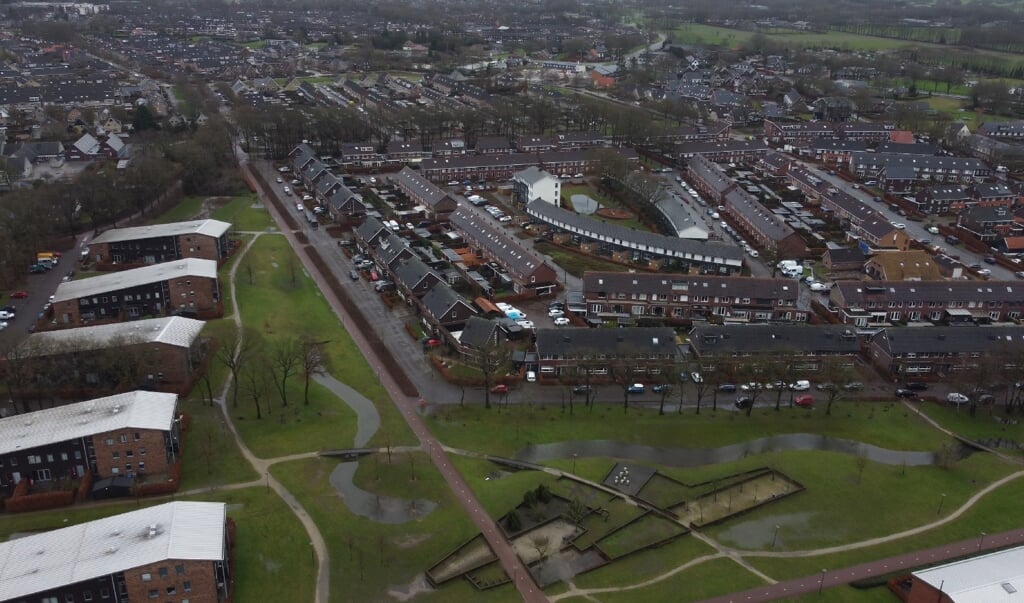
[9,291,28,299]
[794,394,815,408]
[490,384,508,394]
[423,338,442,348]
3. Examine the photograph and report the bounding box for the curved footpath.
[246,163,549,603]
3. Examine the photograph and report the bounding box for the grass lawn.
[917,401,1024,456]
[150,195,206,223]
[210,194,275,232]
[671,24,914,52]
[232,234,413,457]
[426,401,953,458]
[747,471,1024,581]
[569,536,717,591]
[575,555,766,603]
[533,241,631,277]
[561,184,648,231]
[270,456,523,603]
[596,513,687,559]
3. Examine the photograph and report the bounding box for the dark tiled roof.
[450,206,551,281]
[535,327,678,358]
[872,326,1024,354]
[583,271,799,301]
[690,324,860,355]
[834,280,1024,304]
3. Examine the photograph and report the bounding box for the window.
[158,567,168,579]
[111,467,120,474]
[100,588,110,599]
[166,587,176,595]
[83,592,93,602]
[119,434,128,443]
[140,447,147,456]
[34,468,52,481]
[134,432,141,441]
[60,452,68,461]
[141,573,152,582]
[175,564,185,576]
[125,463,132,472]
[112,452,120,460]
[126,450,134,458]
[105,438,114,446]
[65,593,75,603]
[148,589,158,599]
[27,455,41,464]
[42,597,58,603]
[139,461,146,470]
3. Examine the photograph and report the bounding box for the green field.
[671,24,920,52]
[229,234,414,457]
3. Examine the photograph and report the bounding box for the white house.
[513,166,561,206]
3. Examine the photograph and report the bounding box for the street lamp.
[771,524,780,549]
[937,492,947,516]
[979,531,987,552]
[818,569,827,595]
[309,542,315,565]
[572,453,578,475]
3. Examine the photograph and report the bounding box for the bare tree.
[611,350,643,414]
[216,327,259,409]
[268,337,303,407]
[300,336,330,406]
[241,352,270,419]
[819,356,858,416]
[469,336,510,410]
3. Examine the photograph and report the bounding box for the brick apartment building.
[88,219,233,267]
[0,391,181,496]
[830,280,1024,326]
[51,258,221,326]
[14,316,208,395]
[0,501,231,603]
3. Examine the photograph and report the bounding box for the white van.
[526,371,537,382]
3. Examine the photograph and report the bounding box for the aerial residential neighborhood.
[2,1,1024,602]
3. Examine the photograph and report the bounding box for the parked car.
[516,320,535,330]
[526,371,537,382]
[553,317,570,326]
[349,270,360,281]
[422,338,442,349]
[627,383,645,394]
[690,372,703,383]
[0,310,14,320]
[946,392,970,405]
[276,176,284,183]
[718,383,737,393]
[572,385,592,395]
[816,383,835,391]
[810,282,831,292]
[548,308,565,318]
[790,380,811,391]
[904,382,929,391]
[895,388,917,399]
[843,382,864,391]
[652,384,672,394]
[735,396,753,409]
[984,255,997,264]
[794,394,815,408]
[28,264,47,274]
[10,291,28,299]
[490,384,508,394]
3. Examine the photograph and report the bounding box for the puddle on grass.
[717,512,816,549]
[329,462,437,524]
[515,434,937,468]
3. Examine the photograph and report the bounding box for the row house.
[388,167,458,221]
[689,324,860,373]
[65,132,126,161]
[552,131,611,150]
[516,135,555,153]
[449,207,559,296]
[835,122,897,142]
[51,258,221,326]
[15,316,208,396]
[973,182,1017,207]
[582,271,805,324]
[763,119,834,145]
[754,151,792,180]
[386,141,431,164]
[649,123,730,145]
[0,391,181,496]
[855,217,912,251]
[912,185,970,215]
[977,120,1024,140]
[421,152,538,184]
[848,152,990,186]
[803,138,868,165]
[786,165,831,201]
[89,219,232,267]
[0,501,231,603]
[687,155,734,202]
[676,139,768,163]
[534,327,680,380]
[340,142,385,168]
[475,136,515,155]
[721,187,807,257]
[432,139,467,157]
[957,205,1022,242]
[867,325,1024,377]
[526,200,744,274]
[829,280,1024,327]
[420,282,477,333]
